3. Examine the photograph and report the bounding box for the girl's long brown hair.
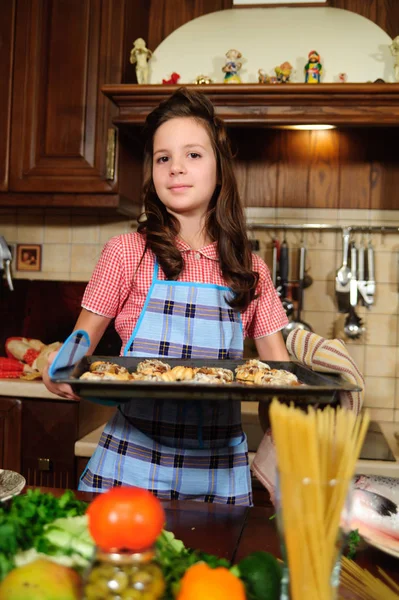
[138,87,259,312]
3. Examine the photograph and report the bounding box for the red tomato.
[87,486,165,552]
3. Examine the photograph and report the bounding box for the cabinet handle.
[38,457,52,471]
[106,128,117,181]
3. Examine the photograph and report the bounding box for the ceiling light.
[276,124,336,130]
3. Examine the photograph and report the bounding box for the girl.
[43,88,289,506]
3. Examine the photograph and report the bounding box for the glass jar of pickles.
[83,547,165,600]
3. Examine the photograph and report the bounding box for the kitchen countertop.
[0,378,64,400]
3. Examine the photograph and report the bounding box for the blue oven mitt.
[49,329,121,407]
[49,329,90,378]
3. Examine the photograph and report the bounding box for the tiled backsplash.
[1,206,399,422]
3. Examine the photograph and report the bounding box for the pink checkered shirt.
[82,233,288,354]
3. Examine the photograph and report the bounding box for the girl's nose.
[169,159,186,175]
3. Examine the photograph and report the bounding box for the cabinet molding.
[102,83,399,126]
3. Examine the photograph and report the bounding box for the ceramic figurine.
[389,36,399,82]
[338,72,348,83]
[275,61,293,83]
[222,49,243,84]
[304,50,323,84]
[258,69,269,83]
[258,69,277,84]
[194,74,213,84]
[129,38,152,84]
[162,72,181,84]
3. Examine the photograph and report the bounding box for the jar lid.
[96,548,155,564]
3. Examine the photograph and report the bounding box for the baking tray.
[51,356,362,405]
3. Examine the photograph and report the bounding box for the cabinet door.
[9,0,125,193]
[21,398,79,489]
[0,1,16,191]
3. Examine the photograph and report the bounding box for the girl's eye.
[188,152,201,159]
[156,156,169,164]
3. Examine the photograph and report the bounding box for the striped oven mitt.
[252,329,365,504]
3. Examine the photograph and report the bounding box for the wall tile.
[44,215,72,244]
[346,344,365,373]
[363,376,395,408]
[306,230,336,251]
[337,209,371,223]
[305,280,336,312]
[366,314,398,346]
[41,244,71,273]
[371,283,399,315]
[16,215,45,243]
[374,251,398,284]
[301,311,335,339]
[307,249,337,281]
[99,217,133,244]
[71,216,100,244]
[365,346,398,378]
[0,214,17,242]
[70,244,102,274]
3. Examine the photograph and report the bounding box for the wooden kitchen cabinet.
[0,0,16,192]
[0,397,22,472]
[15,396,115,489]
[8,0,125,195]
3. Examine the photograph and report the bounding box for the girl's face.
[152,117,217,219]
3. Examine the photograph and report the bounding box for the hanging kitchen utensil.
[365,237,376,305]
[273,236,293,318]
[272,237,279,288]
[282,240,313,340]
[357,235,374,308]
[279,234,289,300]
[344,241,364,339]
[0,236,14,292]
[335,228,351,313]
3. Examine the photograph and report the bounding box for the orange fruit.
[177,562,246,600]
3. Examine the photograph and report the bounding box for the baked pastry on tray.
[235,359,271,382]
[78,358,300,386]
[253,368,300,387]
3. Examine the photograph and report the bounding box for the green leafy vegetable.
[155,530,230,599]
[0,489,87,581]
[346,529,361,559]
[233,551,282,600]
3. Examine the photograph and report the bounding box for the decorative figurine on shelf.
[162,72,181,84]
[275,61,293,83]
[129,38,152,84]
[222,49,243,83]
[304,50,323,84]
[194,74,213,84]
[389,36,399,82]
[258,69,277,84]
[338,72,348,83]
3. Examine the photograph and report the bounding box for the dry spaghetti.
[269,399,370,600]
[339,556,399,599]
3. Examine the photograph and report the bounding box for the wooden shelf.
[102,83,399,127]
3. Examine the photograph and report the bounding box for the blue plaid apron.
[79,262,252,505]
